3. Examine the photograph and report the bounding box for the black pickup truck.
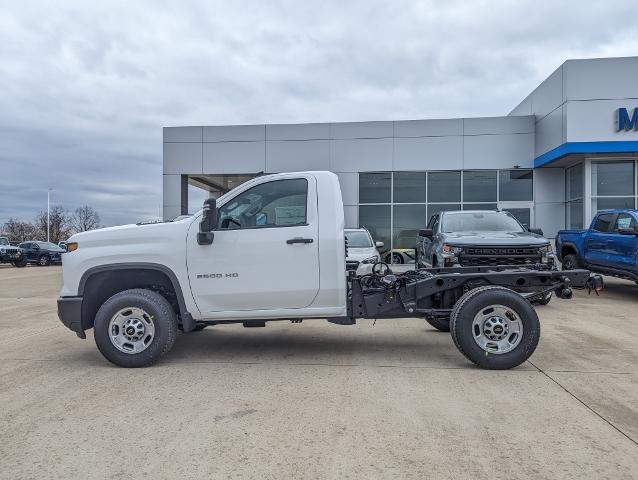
[416,210,556,269]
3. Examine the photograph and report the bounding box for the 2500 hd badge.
[196,273,239,279]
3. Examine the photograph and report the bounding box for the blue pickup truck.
[556,209,638,283]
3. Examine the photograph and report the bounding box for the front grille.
[459,246,541,267]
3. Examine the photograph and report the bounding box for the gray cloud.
[1,0,637,226]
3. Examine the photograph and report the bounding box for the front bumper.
[57,296,86,338]
[0,251,24,262]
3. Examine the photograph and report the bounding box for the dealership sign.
[617,107,638,131]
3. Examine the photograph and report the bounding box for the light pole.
[47,188,52,242]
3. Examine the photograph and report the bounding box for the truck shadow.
[166,326,479,369]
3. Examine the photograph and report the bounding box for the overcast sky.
[1,1,637,226]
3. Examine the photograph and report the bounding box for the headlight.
[361,256,379,264]
[442,244,462,254]
[539,244,553,254]
[0,248,5,254]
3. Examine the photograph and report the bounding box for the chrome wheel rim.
[39,256,47,265]
[472,304,523,355]
[108,307,155,354]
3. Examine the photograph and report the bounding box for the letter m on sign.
[617,108,638,131]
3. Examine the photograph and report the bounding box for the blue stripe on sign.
[534,141,638,168]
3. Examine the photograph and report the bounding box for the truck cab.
[556,209,638,281]
[58,171,347,341]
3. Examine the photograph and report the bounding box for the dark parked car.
[556,209,638,283]
[18,241,66,266]
[416,210,556,269]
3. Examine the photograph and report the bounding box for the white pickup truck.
[57,171,600,369]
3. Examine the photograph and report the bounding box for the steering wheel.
[222,217,241,229]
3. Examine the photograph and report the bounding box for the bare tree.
[70,205,101,234]
[1,218,37,242]
[34,206,71,243]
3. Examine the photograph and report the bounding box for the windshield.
[0,238,8,246]
[38,242,60,249]
[345,230,373,248]
[441,212,524,233]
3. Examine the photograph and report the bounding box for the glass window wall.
[358,169,535,264]
[359,173,391,203]
[499,170,533,201]
[565,164,584,229]
[463,170,497,203]
[591,161,636,215]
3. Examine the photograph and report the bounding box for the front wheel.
[38,255,50,266]
[93,288,178,367]
[12,257,27,268]
[561,253,580,270]
[450,286,540,370]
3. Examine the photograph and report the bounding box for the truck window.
[592,213,615,233]
[613,213,637,232]
[217,178,308,230]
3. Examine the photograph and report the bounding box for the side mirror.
[419,228,434,239]
[375,241,384,248]
[529,228,544,236]
[197,198,217,245]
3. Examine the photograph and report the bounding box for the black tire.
[561,253,580,270]
[38,255,50,266]
[93,288,178,368]
[12,257,27,268]
[450,286,540,370]
[391,253,404,264]
[425,316,450,332]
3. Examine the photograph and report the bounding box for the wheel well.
[560,245,577,259]
[81,268,180,331]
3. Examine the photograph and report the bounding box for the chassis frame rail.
[347,264,601,321]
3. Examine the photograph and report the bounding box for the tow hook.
[556,287,573,299]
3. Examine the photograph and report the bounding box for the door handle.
[286,237,314,244]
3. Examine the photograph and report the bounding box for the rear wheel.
[425,316,450,332]
[93,288,178,368]
[450,286,540,369]
[561,253,580,270]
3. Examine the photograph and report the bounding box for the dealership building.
[163,56,638,252]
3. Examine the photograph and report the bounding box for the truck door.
[584,213,616,266]
[607,213,638,272]
[186,176,321,314]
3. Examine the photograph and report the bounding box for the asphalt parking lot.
[1,265,637,479]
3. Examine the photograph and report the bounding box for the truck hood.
[68,218,193,247]
[444,231,548,246]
